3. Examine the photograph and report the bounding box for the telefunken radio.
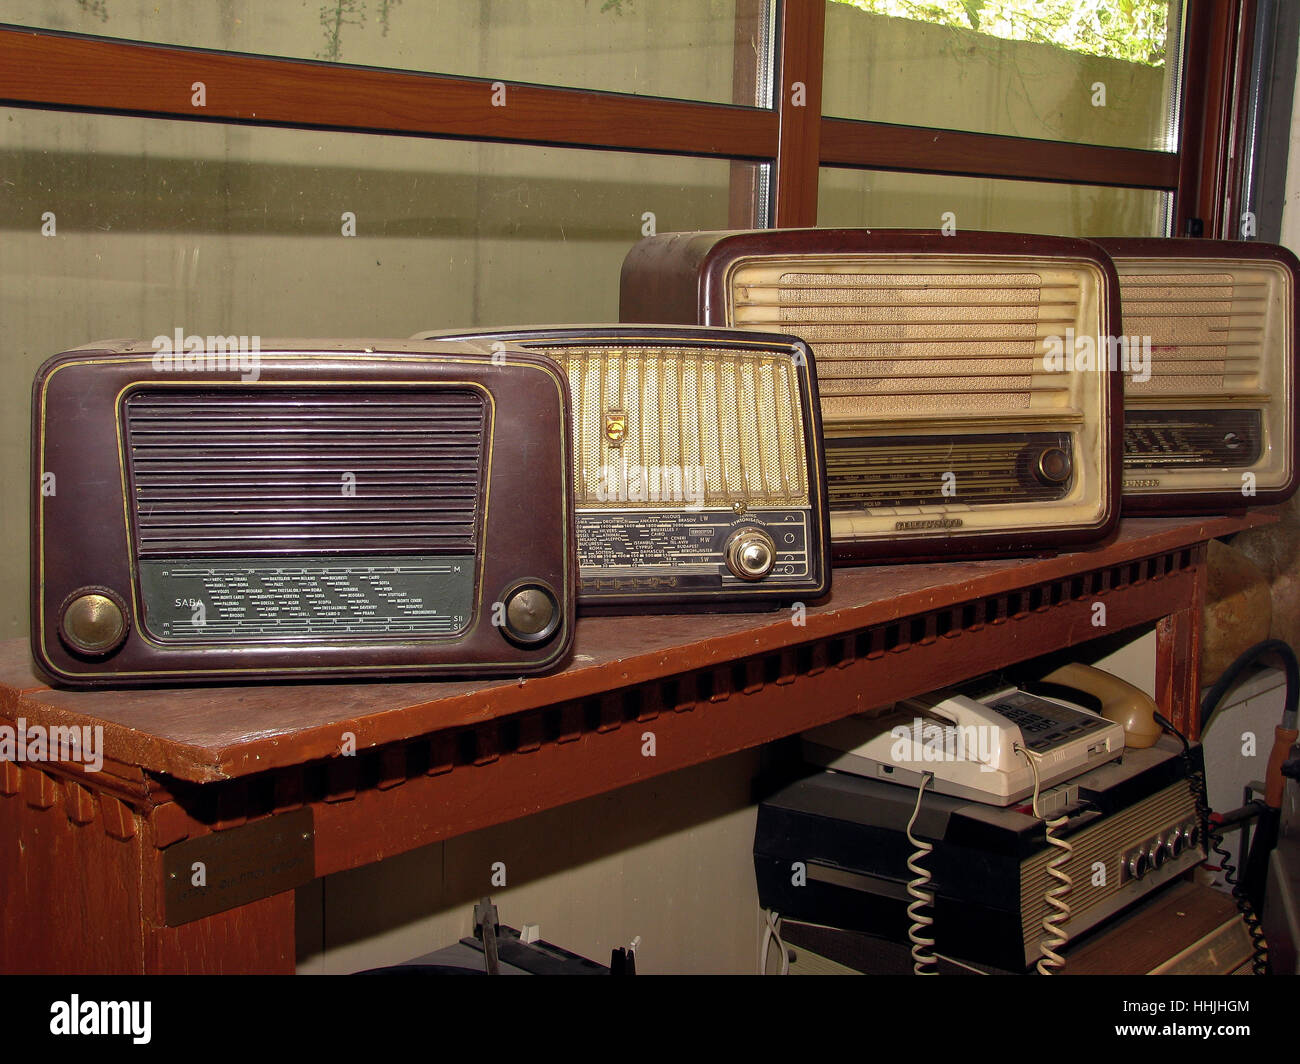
[620,229,1124,563]
[418,326,831,610]
[31,338,576,685]
[1095,238,1300,513]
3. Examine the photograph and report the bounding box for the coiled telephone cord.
[1015,743,1073,975]
[905,771,938,975]
[1158,716,1269,975]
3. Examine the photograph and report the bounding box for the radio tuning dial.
[58,589,128,657]
[1034,447,1073,486]
[725,528,776,581]
[499,581,561,646]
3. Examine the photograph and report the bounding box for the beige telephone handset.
[1039,662,1162,749]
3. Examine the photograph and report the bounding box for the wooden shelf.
[0,511,1276,973]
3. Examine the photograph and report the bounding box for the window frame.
[0,0,1255,236]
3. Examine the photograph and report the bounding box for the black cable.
[1200,638,1298,915]
[1200,638,1298,733]
[1156,713,1268,975]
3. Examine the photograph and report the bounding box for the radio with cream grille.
[1096,238,1299,513]
[620,229,1123,563]
[419,326,830,609]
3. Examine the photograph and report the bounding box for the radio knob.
[1148,839,1166,869]
[725,528,776,581]
[500,582,561,646]
[1125,849,1149,879]
[58,590,127,657]
[1033,447,1073,486]
[1167,829,1185,857]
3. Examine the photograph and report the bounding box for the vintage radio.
[31,338,576,685]
[1094,238,1299,513]
[418,326,830,609]
[754,737,1205,972]
[620,229,1123,563]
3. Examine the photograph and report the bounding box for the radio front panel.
[620,229,1123,562]
[1096,238,1300,513]
[31,339,576,685]
[418,326,831,609]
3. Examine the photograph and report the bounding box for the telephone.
[802,663,1155,806]
[1034,662,1162,749]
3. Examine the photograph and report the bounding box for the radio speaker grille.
[1120,271,1266,395]
[548,345,809,508]
[731,269,1082,418]
[125,388,485,556]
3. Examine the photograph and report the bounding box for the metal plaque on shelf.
[163,807,315,926]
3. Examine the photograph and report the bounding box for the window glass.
[822,0,1184,152]
[5,0,774,107]
[0,106,742,638]
[818,166,1171,237]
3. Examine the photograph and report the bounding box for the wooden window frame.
[0,0,1253,235]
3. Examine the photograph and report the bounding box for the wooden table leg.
[1155,543,1207,741]
[143,893,295,974]
[0,762,295,974]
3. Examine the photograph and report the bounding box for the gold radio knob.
[1034,447,1073,486]
[725,528,776,581]
[59,590,127,656]
[500,582,561,646]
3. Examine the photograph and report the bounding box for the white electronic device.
[802,686,1126,806]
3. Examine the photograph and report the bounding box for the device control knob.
[725,528,776,581]
[1166,829,1185,857]
[1148,839,1166,869]
[1125,849,1149,879]
[1182,821,1201,851]
[499,581,561,646]
[1033,447,1073,486]
[58,588,128,657]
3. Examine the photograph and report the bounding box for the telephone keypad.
[989,692,1110,753]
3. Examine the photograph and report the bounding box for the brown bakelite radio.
[619,229,1123,563]
[31,338,575,685]
[1094,238,1300,513]
[418,325,831,610]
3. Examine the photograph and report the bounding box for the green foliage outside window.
[832,0,1171,66]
